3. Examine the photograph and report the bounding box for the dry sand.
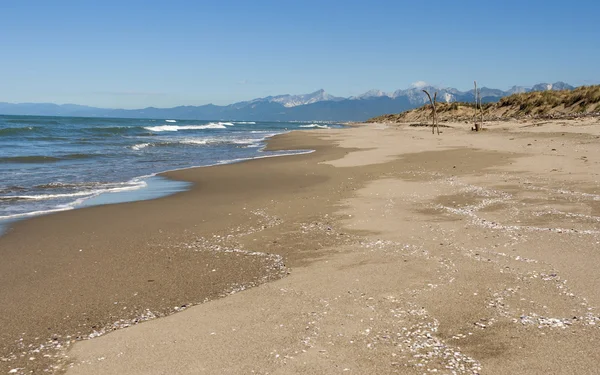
[2,118,600,374]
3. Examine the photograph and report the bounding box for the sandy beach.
[2,118,600,374]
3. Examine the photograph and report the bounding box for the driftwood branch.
[422,89,439,135]
[472,81,481,131]
[478,88,484,127]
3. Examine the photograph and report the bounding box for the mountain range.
[0,82,576,122]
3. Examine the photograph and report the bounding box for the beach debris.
[436,178,600,235]
[386,305,482,374]
[516,314,573,329]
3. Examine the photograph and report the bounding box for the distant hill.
[367,85,600,123]
[0,82,579,122]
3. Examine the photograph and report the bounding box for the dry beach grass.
[370,85,600,124]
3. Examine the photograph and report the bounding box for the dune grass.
[497,85,600,115]
[368,85,600,123]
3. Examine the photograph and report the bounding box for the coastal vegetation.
[368,85,600,123]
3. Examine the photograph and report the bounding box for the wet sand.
[2,118,600,374]
[0,133,362,373]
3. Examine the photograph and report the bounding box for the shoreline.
[0,115,347,232]
[3,118,600,374]
[0,129,355,374]
[0,129,315,236]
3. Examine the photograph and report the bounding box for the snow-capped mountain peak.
[507,85,528,94]
[531,82,574,92]
[390,85,455,104]
[1,81,578,122]
[351,89,390,100]
[268,89,345,107]
[232,81,575,112]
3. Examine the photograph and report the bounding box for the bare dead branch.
[422,90,439,135]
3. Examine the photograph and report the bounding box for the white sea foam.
[1,191,105,201]
[299,124,330,129]
[144,124,227,132]
[235,121,256,125]
[131,143,151,150]
[0,179,150,222]
[0,180,147,202]
[129,136,265,150]
[217,149,315,165]
[179,139,210,145]
[165,119,177,123]
[0,206,75,221]
[179,137,260,147]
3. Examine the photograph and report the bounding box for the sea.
[0,115,342,230]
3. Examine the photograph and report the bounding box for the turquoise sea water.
[0,115,341,226]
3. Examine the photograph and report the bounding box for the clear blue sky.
[1,0,598,108]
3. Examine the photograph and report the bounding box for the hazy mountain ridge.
[0,82,577,121]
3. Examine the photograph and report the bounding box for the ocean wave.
[0,126,39,135]
[235,121,256,125]
[144,124,228,132]
[178,139,210,145]
[129,140,207,150]
[231,139,262,146]
[130,137,265,150]
[5,119,61,125]
[216,149,316,165]
[0,153,94,164]
[0,178,157,221]
[0,206,75,221]
[0,180,147,202]
[34,181,104,190]
[1,191,98,202]
[36,136,71,141]
[165,119,177,123]
[0,185,26,194]
[180,138,262,147]
[131,143,151,151]
[299,124,330,129]
[85,126,135,135]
